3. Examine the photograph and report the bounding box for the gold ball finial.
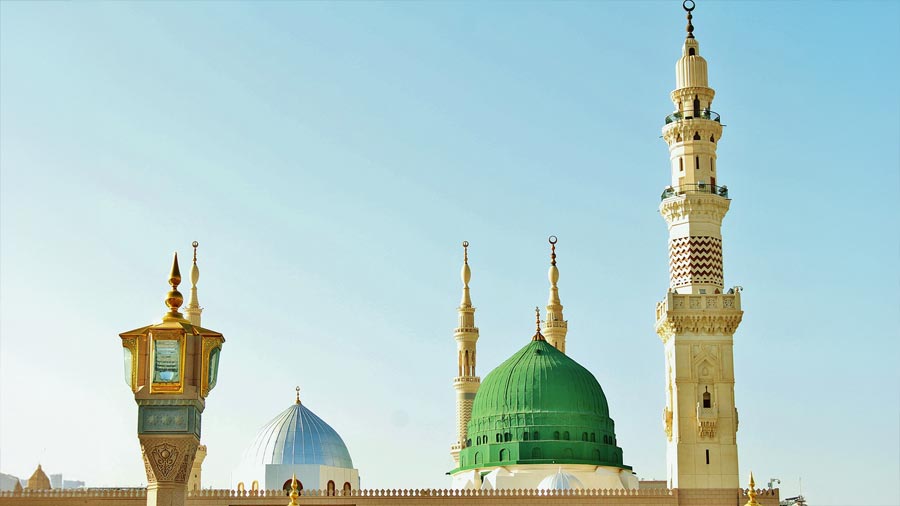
[532,306,546,341]
[295,386,301,405]
[462,241,469,264]
[164,252,184,318]
[288,473,299,505]
[192,241,199,262]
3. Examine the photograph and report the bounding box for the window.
[689,47,696,56]
[582,432,588,441]
[499,449,509,462]
[703,390,711,408]
[496,433,501,443]
[593,449,602,460]
[342,482,352,496]
[679,158,684,172]
[603,435,609,444]
[693,132,701,140]
[706,449,710,464]
[475,452,483,465]
[466,438,472,446]
[695,156,700,169]
[327,481,335,497]
[554,431,560,440]
[590,433,596,442]
[533,431,539,440]
[504,432,511,442]
[523,431,530,441]
[563,431,570,440]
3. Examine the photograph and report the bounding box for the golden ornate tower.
[541,236,568,353]
[450,241,480,466]
[655,1,743,489]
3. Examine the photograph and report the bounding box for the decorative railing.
[664,110,721,124]
[660,183,728,200]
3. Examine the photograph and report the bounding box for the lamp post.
[120,249,224,506]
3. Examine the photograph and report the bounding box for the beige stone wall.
[0,487,779,506]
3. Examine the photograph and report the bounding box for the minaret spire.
[542,236,568,353]
[657,1,743,490]
[684,0,695,39]
[450,240,480,466]
[185,241,203,326]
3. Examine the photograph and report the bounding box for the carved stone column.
[140,435,199,506]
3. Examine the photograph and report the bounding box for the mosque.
[0,3,780,506]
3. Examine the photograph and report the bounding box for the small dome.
[26,464,50,490]
[538,468,584,491]
[241,401,354,469]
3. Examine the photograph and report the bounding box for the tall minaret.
[655,1,743,490]
[450,241,480,466]
[541,236,568,353]
[185,241,203,327]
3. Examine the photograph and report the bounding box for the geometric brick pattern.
[669,236,723,288]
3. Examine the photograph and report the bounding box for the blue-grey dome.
[242,401,354,469]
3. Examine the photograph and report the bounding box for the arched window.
[679,158,684,172]
[499,449,509,462]
[466,438,472,447]
[603,435,609,444]
[689,47,696,56]
[703,390,712,408]
[582,432,588,441]
[563,431,570,440]
[327,481,335,496]
[532,447,543,459]
[590,433,596,442]
[342,482,352,496]
[504,432,511,442]
[533,431,539,440]
[523,431,530,441]
[593,449,602,461]
[693,97,700,116]
[496,433,501,443]
[693,131,701,140]
[554,431,560,440]
[475,452,483,465]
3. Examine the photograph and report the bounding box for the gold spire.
[186,241,203,326]
[532,306,545,341]
[744,472,760,506]
[460,241,472,307]
[683,0,696,39]
[295,386,301,405]
[163,252,185,321]
[287,473,299,505]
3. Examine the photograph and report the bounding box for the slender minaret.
[185,241,203,327]
[541,236,568,353]
[450,241,480,465]
[655,2,743,490]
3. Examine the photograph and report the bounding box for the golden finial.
[532,306,545,341]
[164,252,185,320]
[744,472,760,506]
[295,386,301,405]
[549,236,557,266]
[462,240,469,264]
[683,0,696,39]
[460,241,472,306]
[287,473,299,505]
[192,241,199,263]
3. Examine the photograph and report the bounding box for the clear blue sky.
[1,1,897,504]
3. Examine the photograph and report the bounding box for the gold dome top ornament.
[163,252,186,322]
[744,472,761,506]
[532,307,545,342]
[287,474,299,505]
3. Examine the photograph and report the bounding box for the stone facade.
[0,487,779,506]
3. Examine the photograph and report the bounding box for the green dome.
[455,338,629,472]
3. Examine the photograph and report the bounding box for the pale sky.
[1,2,898,505]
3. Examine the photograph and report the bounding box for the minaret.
[450,241,480,466]
[185,241,203,327]
[542,236,568,353]
[656,1,743,490]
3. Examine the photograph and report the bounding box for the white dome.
[537,468,584,491]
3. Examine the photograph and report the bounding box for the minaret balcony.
[664,110,721,124]
[661,183,728,201]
